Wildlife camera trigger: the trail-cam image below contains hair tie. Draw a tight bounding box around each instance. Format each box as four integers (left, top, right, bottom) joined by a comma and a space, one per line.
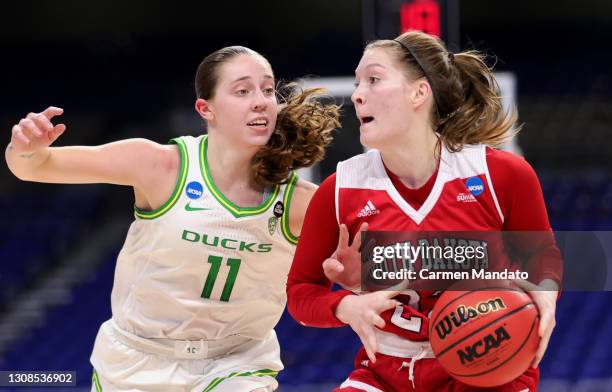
447, 52, 455, 62
393, 38, 441, 114
393, 39, 431, 84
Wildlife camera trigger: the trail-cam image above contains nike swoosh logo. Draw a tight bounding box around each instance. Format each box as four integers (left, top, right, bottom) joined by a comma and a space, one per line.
185, 203, 211, 212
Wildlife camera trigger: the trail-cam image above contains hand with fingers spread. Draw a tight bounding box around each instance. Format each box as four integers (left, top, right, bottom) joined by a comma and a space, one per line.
10, 107, 66, 154
334, 289, 401, 363
323, 222, 372, 292
514, 278, 558, 368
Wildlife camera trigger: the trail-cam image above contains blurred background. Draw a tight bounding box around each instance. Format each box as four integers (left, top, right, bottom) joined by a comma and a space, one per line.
0, 1, 611, 391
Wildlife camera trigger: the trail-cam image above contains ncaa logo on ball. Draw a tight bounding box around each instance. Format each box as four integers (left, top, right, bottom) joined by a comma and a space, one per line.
185, 181, 203, 199
456, 326, 511, 365
465, 177, 485, 197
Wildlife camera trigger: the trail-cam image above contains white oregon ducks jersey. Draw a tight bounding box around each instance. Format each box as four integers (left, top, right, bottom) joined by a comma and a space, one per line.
111, 135, 299, 341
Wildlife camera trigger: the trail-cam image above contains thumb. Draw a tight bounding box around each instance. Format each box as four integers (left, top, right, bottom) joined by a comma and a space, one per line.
49, 124, 66, 141
324, 258, 344, 272
323, 259, 344, 282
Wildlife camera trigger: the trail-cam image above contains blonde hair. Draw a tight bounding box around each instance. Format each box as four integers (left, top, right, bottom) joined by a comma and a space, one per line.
366, 30, 519, 152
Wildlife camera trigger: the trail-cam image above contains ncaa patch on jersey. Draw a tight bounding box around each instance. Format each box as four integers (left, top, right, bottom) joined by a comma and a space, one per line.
465, 177, 485, 197
185, 181, 204, 199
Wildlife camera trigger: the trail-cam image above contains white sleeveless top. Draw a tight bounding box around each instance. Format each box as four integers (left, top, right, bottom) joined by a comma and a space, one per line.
111, 135, 298, 341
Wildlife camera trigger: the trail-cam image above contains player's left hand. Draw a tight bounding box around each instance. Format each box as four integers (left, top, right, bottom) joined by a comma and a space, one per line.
514, 278, 558, 368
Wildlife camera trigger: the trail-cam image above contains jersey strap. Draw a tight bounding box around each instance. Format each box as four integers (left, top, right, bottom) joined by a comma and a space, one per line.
280, 171, 299, 245
134, 137, 189, 220
199, 136, 280, 218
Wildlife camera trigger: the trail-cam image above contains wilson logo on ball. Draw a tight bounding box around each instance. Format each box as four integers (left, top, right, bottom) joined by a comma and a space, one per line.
434, 298, 506, 340
457, 326, 511, 365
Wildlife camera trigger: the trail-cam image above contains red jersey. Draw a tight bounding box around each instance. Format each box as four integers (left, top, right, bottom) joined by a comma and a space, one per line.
286, 145, 561, 341
337, 144, 515, 341
336, 144, 503, 231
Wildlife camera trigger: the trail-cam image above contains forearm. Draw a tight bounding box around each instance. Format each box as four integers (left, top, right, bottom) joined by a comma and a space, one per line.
286, 174, 349, 326
5, 143, 51, 181
517, 235, 563, 289
287, 282, 352, 328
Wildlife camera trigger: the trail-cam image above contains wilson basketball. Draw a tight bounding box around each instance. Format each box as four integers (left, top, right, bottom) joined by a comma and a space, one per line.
429, 282, 540, 387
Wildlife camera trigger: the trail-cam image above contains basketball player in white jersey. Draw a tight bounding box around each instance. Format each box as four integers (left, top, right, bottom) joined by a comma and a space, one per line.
6, 46, 340, 392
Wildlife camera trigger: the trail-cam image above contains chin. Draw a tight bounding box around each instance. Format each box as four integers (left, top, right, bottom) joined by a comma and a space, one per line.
247, 131, 273, 147
360, 131, 380, 150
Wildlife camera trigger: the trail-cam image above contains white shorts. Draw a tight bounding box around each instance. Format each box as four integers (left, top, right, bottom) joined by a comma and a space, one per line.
90, 319, 283, 392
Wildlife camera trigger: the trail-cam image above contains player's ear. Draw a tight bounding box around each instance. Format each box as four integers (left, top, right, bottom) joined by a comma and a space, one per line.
195, 98, 214, 122
409, 80, 431, 109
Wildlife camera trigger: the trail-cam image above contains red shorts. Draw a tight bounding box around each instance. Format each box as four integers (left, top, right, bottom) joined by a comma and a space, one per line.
334, 347, 539, 392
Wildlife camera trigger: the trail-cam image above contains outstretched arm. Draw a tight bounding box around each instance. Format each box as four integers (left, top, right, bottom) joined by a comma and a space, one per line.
6, 107, 172, 193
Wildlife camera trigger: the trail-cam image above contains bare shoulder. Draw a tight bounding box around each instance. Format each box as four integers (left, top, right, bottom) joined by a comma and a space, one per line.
133, 140, 181, 211
151, 141, 180, 175
103, 137, 179, 178
293, 178, 318, 199
288, 178, 318, 237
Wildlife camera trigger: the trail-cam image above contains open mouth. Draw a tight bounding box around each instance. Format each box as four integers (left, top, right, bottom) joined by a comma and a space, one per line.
361, 116, 374, 125
247, 119, 268, 127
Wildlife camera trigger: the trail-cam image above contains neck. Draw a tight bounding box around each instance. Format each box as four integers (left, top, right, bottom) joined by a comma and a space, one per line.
205, 131, 262, 193
379, 128, 439, 189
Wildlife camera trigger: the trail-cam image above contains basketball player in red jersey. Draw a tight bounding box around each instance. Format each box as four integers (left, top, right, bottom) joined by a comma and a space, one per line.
286, 30, 561, 391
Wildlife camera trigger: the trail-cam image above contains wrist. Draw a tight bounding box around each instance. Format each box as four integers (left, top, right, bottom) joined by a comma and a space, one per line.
334, 294, 356, 324
7, 142, 38, 158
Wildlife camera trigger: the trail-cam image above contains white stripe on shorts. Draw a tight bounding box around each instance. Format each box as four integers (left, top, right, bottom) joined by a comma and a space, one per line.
339, 379, 384, 392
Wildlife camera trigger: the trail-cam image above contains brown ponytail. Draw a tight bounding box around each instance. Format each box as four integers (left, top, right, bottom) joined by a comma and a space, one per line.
252, 83, 341, 187
367, 31, 518, 152
441, 51, 518, 150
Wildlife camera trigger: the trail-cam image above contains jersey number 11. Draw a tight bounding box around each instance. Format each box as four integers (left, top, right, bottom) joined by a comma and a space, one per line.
201, 255, 241, 302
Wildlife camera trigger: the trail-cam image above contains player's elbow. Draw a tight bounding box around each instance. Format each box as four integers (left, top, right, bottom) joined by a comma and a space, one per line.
5, 155, 28, 181
6, 159, 36, 182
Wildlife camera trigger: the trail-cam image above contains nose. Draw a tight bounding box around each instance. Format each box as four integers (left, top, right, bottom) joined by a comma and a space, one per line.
252, 89, 268, 112
351, 85, 364, 106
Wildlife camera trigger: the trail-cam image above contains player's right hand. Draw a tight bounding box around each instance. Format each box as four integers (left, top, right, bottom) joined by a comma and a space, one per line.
10, 107, 66, 154
323, 223, 373, 292
334, 290, 402, 363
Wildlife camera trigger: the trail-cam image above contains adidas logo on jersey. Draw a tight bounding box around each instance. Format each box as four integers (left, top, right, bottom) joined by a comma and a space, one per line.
457, 193, 477, 203
357, 200, 380, 217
